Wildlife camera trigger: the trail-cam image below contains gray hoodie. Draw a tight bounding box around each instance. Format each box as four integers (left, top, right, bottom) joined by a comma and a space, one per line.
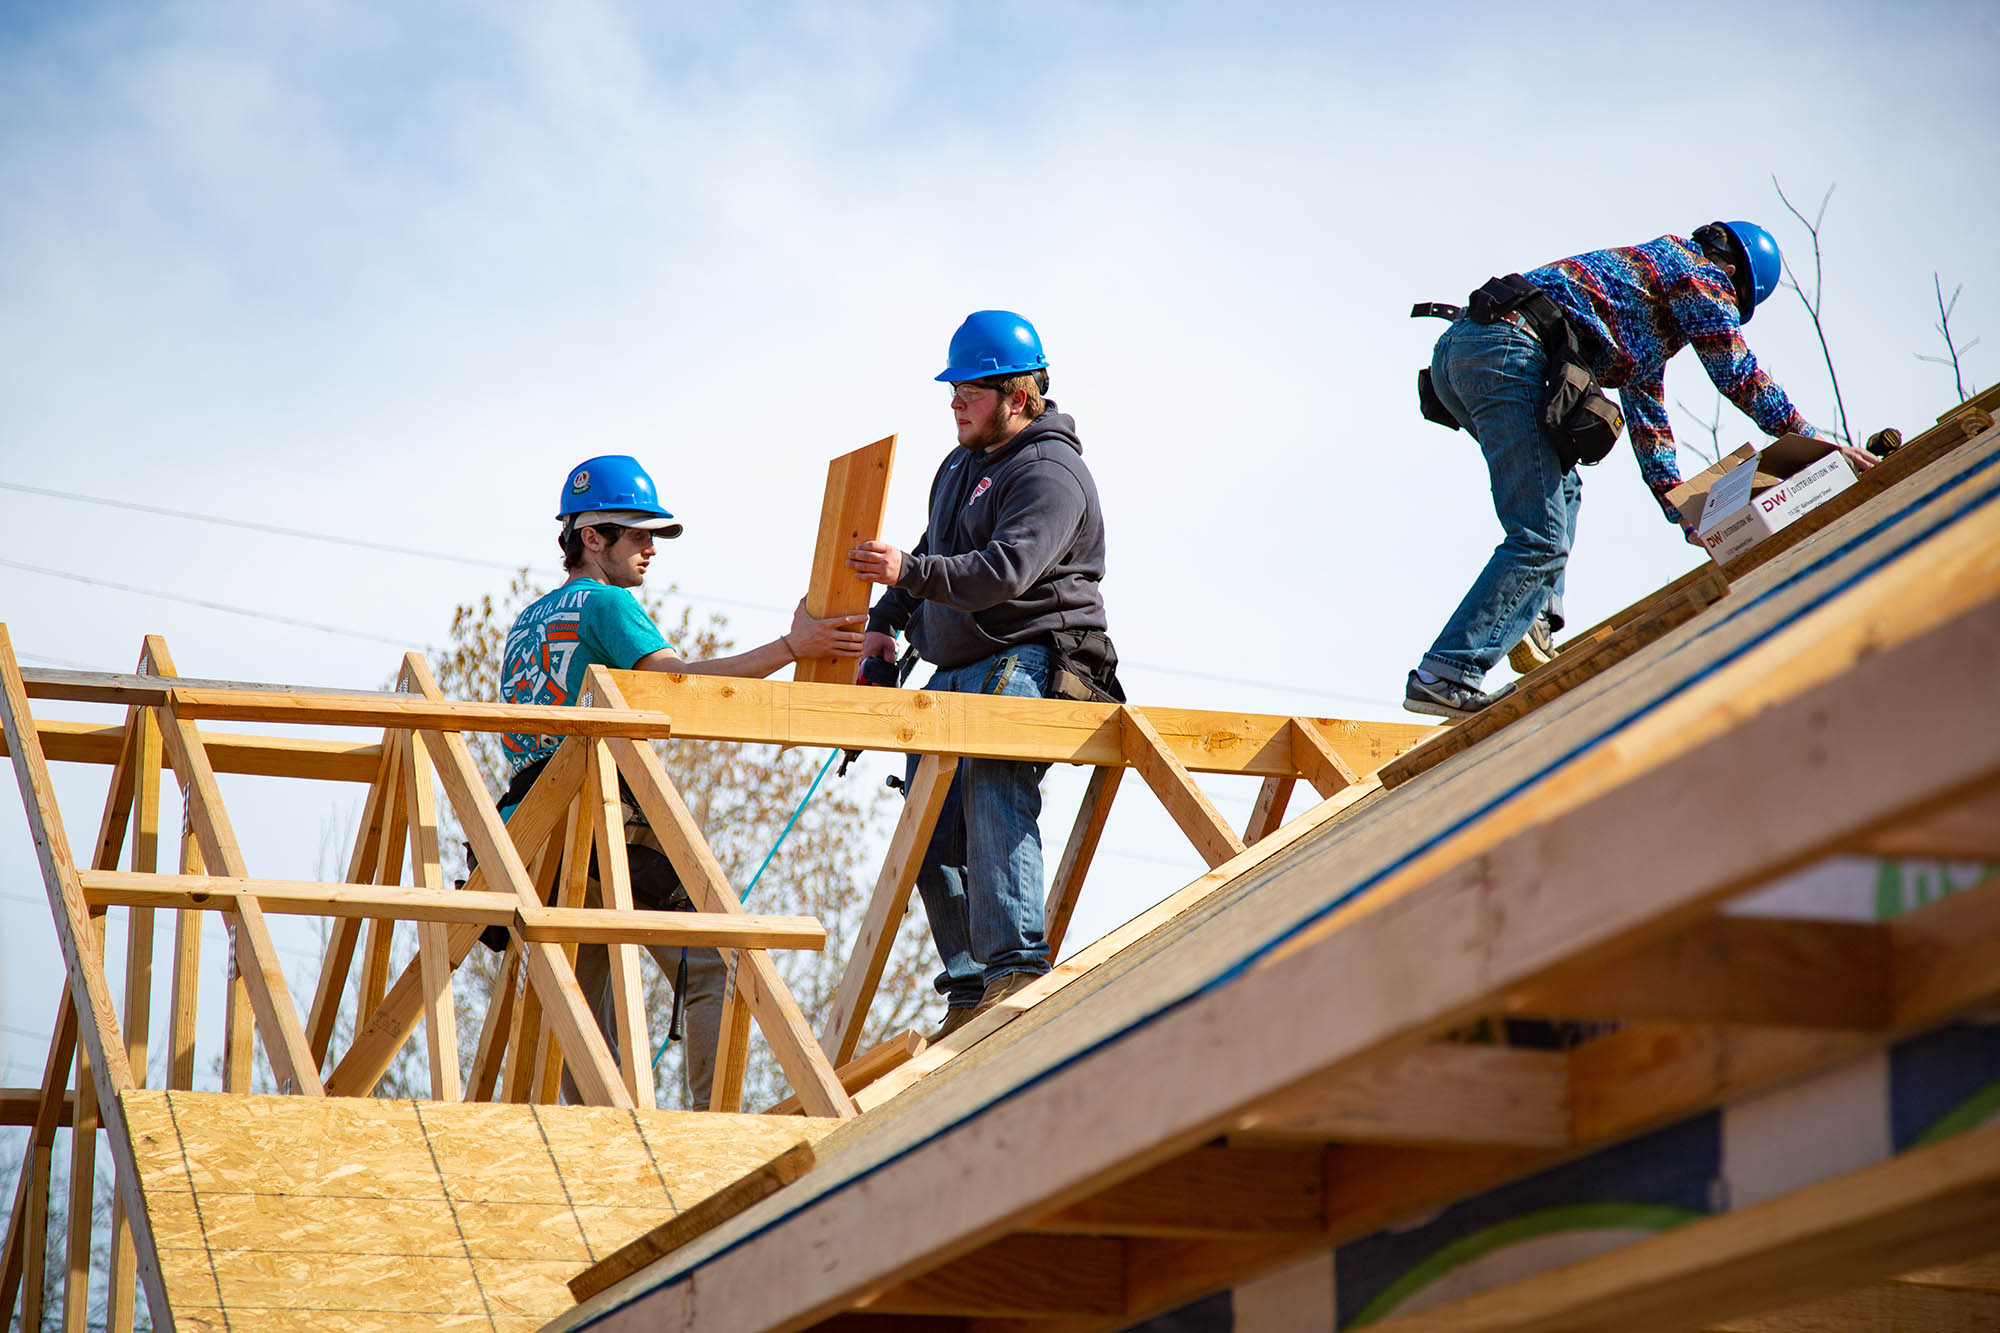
866, 403, 1108, 671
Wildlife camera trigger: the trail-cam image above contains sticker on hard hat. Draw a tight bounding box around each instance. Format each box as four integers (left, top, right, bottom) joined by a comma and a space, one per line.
571, 471, 591, 493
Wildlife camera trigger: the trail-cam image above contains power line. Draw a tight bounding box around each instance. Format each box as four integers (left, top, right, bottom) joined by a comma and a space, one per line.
1, 480, 516, 570
2, 483, 1403, 709
1, 558, 426, 648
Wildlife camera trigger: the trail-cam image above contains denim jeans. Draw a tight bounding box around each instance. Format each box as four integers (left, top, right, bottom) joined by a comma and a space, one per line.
906, 643, 1053, 1009
1421, 317, 1583, 686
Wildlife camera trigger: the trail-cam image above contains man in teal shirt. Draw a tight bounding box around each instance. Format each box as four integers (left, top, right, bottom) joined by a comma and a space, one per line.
499, 454, 863, 1106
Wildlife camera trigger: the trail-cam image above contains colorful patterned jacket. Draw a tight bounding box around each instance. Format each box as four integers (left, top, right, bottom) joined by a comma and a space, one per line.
1527, 234, 1817, 524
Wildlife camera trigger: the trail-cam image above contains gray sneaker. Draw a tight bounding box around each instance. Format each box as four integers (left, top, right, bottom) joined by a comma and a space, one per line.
1404, 670, 1516, 721
1508, 613, 1556, 674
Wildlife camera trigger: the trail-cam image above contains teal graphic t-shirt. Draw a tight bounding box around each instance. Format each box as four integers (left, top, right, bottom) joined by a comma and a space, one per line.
500, 579, 667, 774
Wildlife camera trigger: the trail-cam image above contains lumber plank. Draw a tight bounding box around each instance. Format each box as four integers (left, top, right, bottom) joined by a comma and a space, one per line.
608, 669, 1434, 778
22, 666, 388, 704
1379, 563, 1730, 789
14, 717, 384, 782
1045, 765, 1121, 961
80, 870, 523, 923
797, 434, 895, 686
1031, 1145, 1324, 1237
165, 685, 676, 738
516, 907, 827, 948
0, 1087, 75, 1128
466, 938, 522, 1102
397, 725, 462, 1102
166, 825, 202, 1090
859, 1235, 1124, 1317
585, 738, 653, 1107
1290, 718, 1359, 799
820, 753, 957, 1065
398, 655, 631, 1108
1242, 775, 1295, 844
356, 730, 410, 1022
63, 1037, 98, 1333
1364, 1117, 2000, 1333
1855, 776, 2000, 860
1513, 914, 1892, 1028
767, 1030, 927, 1116
156, 694, 326, 1095
604, 492, 2000, 1330
106, 671, 159, 1332
568, 1141, 819, 1302
708, 963, 754, 1113
590, 666, 855, 1118
0, 1001, 77, 1323
1706, 1282, 2000, 1331
305, 737, 397, 1062
853, 779, 1383, 1114
1232, 1044, 1572, 1149
1121, 706, 1246, 869
322, 736, 588, 1098
0, 626, 174, 1328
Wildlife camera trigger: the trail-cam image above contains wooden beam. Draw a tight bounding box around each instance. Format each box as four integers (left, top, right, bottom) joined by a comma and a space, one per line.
15, 717, 382, 782
1032, 1145, 1324, 1238
569, 1141, 820, 1302
1365, 1117, 2000, 1333
155, 695, 325, 1095
80, 870, 523, 923
1243, 776, 1295, 844
399, 655, 631, 1107
397, 725, 462, 1103
305, 736, 398, 1062
605, 495, 2000, 1330
516, 906, 827, 949
0, 1002, 77, 1323
584, 738, 652, 1107
466, 938, 523, 1102
0, 1087, 75, 1128
1045, 765, 1121, 960
860, 1235, 1125, 1317
768, 1030, 927, 1116
796, 434, 895, 685
1513, 914, 1892, 1028
64, 1036, 99, 1333
1121, 706, 1245, 869
708, 963, 754, 1113
1290, 718, 1359, 799
590, 666, 856, 1118
1380, 562, 1730, 789
0, 626, 174, 1328
609, 669, 1435, 778
820, 753, 957, 1065
1233, 1044, 1572, 1149
1706, 1280, 2000, 1331
22, 666, 389, 704
166, 824, 202, 1090
322, 736, 587, 1098
165, 685, 676, 738
1855, 776, 2000, 860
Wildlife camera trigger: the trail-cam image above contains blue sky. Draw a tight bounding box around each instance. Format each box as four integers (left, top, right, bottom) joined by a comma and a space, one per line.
3, 0, 1996, 1093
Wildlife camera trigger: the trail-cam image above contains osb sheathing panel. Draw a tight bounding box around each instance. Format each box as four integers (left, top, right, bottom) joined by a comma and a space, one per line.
122, 1090, 836, 1330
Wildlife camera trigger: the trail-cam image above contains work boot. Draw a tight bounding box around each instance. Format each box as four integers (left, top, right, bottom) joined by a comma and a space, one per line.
1403, 671, 1517, 721
927, 1005, 979, 1043
975, 970, 1042, 1014
1507, 612, 1556, 674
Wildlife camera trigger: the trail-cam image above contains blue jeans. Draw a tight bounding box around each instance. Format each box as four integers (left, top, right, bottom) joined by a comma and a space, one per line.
1421, 317, 1583, 686
905, 643, 1053, 1009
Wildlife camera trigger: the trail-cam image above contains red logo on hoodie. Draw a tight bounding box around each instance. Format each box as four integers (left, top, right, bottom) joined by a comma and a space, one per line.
967, 477, 991, 505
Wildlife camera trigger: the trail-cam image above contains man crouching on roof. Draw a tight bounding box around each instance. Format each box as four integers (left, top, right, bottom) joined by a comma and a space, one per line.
496, 454, 864, 1107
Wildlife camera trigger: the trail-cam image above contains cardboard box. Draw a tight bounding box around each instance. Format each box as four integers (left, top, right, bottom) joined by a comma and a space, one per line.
1666, 433, 1857, 567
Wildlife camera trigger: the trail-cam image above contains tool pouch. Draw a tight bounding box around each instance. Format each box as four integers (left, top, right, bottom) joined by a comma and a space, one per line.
1418, 367, 1462, 431
1543, 360, 1624, 472
1046, 628, 1126, 703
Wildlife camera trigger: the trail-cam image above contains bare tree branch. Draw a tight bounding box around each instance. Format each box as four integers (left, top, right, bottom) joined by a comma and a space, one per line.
1674, 391, 1725, 466
1914, 271, 1980, 401
1772, 175, 1854, 446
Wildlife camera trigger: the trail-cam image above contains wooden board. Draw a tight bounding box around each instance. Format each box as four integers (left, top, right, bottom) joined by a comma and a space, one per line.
797, 435, 895, 686
11, 718, 381, 782
120, 1091, 837, 1332
610, 670, 1435, 779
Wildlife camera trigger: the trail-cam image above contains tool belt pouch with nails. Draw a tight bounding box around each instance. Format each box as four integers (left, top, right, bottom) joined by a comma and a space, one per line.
1046, 628, 1126, 704
1466, 273, 1624, 473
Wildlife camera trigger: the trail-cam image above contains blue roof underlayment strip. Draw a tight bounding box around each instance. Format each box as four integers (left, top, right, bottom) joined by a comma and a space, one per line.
584, 437, 2000, 1326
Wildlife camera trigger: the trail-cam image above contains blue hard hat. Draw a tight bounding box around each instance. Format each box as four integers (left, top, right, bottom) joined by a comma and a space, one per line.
936, 310, 1047, 382
1719, 221, 1783, 320
556, 455, 681, 537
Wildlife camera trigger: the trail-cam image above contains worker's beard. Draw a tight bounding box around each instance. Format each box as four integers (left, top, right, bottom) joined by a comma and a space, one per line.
963, 410, 1021, 453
